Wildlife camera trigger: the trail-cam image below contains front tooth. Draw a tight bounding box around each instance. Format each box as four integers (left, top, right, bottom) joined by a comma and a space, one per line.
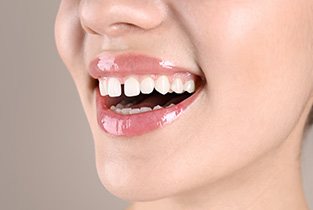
99, 79, 108, 96
108, 78, 122, 97
155, 75, 170, 95
140, 76, 155, 94
171, 78, 184, 94
184, 80, 195, 93
124, 77, 140, 97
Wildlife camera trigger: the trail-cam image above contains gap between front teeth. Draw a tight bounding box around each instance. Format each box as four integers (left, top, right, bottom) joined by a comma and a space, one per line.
99, 74, 196, 97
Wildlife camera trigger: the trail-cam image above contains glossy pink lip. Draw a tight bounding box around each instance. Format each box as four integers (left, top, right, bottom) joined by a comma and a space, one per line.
96, 88, 202, 137
90, 53, 204, 137
89, 53, 198, 78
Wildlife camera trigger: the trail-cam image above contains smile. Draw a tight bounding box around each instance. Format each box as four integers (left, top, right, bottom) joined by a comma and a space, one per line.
89, 53, 205, 137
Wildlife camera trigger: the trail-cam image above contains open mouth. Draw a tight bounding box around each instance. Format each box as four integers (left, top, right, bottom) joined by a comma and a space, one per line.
90, 53, 204, 137
98, 73, 201, 115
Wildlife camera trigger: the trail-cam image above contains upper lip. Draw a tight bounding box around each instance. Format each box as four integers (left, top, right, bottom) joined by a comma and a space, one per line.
88, 52, 202, 79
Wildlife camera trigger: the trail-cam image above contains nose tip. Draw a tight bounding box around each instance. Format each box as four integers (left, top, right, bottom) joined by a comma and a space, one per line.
79, 0, 166, 37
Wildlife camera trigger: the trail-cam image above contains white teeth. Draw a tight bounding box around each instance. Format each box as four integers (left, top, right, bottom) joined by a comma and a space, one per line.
153, 105, 163, 110
110, 106, 155, 115
129, 108, 141, 115
110, 105, 164, 115
124, 77, 140, 97
140, 76, 155, 94
121, 108, 132, 115
99, 79, 108, 96
108, 78, 122, 97
184, 80, 195, 93
140, 107, 152, 113
171, 78, 184, 94
100, 75, 197, 98
155, 75, 170, 95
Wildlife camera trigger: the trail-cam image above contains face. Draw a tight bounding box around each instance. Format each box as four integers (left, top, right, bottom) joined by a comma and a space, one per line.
55, 0, 313, 201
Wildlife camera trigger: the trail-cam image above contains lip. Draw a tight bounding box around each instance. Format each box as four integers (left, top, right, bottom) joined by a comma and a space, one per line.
89, 52, 201, 78
96, 87, 203, 137
90, 53, 204, 137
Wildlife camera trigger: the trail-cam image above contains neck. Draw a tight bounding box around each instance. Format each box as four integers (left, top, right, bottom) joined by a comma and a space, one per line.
127, 107, 311, 210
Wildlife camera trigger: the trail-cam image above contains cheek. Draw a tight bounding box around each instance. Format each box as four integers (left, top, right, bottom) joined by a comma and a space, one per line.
55, 1, 85, 79
190, 0, 313, 138
55, 1, 96, 118
166, 0, 313, 189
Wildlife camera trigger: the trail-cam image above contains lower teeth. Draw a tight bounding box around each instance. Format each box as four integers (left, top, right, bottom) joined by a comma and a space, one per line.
110, 104, 174, 115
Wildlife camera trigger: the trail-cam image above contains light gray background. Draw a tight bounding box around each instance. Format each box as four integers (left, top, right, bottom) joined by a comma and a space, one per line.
0, 1, 311, 210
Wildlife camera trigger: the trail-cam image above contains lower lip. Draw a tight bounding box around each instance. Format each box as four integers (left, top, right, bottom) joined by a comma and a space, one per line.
95, 87, 202, 137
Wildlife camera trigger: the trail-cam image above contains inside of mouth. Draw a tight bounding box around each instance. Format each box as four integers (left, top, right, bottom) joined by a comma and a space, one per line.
108, 86, 193, 109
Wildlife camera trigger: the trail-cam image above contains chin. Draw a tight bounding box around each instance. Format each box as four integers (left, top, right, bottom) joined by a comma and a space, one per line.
95, 159, 182, 201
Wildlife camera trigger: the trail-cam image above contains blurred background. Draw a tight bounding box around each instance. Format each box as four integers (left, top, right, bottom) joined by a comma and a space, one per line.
0, 1, 311, 210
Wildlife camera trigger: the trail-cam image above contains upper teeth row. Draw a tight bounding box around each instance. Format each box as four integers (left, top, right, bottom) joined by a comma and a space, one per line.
99, 75, 196, 97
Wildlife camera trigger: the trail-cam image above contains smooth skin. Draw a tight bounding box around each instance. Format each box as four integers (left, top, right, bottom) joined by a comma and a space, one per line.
55, 0, 313, 209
